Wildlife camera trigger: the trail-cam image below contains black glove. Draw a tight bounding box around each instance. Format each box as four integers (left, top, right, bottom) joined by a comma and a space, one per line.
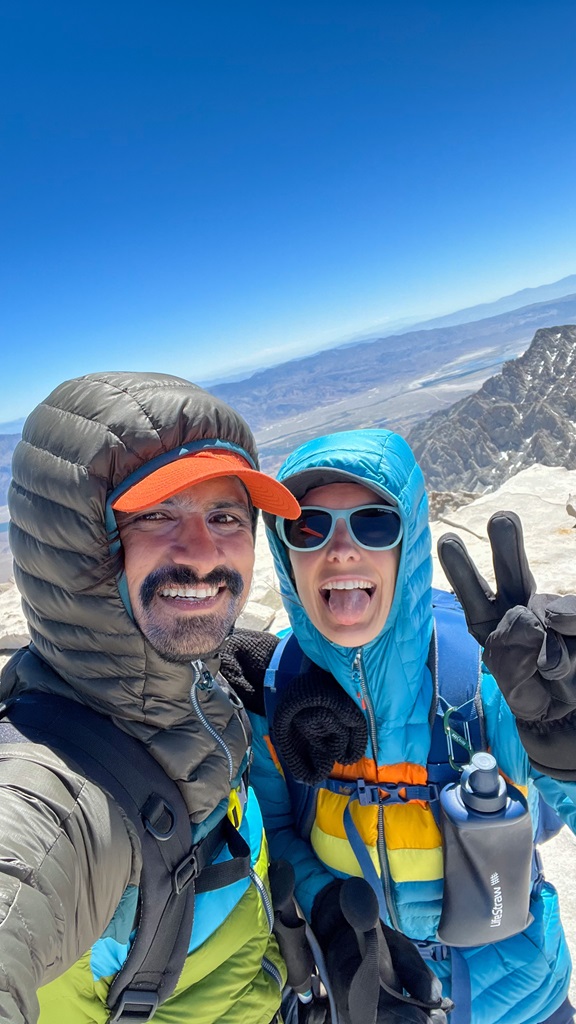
311, 878, 452, 1024
438, 511, 576, 780
273, 667, 368, 785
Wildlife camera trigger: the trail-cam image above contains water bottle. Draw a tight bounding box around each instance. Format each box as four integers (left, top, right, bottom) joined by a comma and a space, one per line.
437, 752, 534, 946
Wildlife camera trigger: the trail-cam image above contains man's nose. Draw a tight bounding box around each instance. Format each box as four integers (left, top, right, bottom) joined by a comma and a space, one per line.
170, 516, 222, 572
325, 518, 361, 561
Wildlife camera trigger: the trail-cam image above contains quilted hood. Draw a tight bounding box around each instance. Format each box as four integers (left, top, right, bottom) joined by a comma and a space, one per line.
3, 371, 262, 820
266, 429, 435, 766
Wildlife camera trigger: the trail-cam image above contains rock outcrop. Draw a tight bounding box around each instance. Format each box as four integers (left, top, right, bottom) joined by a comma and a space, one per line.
409, 325, 576, 492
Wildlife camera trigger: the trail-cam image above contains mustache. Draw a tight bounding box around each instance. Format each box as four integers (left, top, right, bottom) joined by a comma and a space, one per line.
140, 566, 245, 609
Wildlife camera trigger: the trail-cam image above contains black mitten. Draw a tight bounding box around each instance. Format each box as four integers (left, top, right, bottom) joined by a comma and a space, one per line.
438, 511, 576, 780
311, 878, 452, 1024
273, 668, 368, 785
219, 628, 280, 715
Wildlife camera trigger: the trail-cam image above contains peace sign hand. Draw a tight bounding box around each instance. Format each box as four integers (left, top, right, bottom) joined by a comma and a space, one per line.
437, 511, 535, 645
438, 511, 576, 781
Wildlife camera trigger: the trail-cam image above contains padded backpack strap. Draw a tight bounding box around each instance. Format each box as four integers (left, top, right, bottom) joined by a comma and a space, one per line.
427, 589, 485, 788
263, 630, 304, 726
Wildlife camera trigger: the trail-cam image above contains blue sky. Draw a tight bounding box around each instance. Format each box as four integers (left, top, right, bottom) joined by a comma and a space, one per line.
2, 0, 575, 422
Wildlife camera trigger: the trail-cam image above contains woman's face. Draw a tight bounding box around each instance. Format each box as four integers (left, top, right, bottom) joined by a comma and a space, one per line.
288, 482, 401, 646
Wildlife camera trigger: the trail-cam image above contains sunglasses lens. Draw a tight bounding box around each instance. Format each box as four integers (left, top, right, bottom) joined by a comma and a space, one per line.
283, 510, 333, 549
350, 507, 402, 548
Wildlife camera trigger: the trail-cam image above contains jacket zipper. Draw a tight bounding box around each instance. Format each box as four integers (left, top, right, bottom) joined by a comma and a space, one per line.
352, 652, 400, 930
251, 849, 284, 988
190, 663, 279, 969
250, 867, 274, 933
189, 661, 234, 783
261, 955, 283, 989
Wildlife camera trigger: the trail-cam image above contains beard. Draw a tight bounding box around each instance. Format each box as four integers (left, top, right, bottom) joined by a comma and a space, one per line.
135, 565, 246, 662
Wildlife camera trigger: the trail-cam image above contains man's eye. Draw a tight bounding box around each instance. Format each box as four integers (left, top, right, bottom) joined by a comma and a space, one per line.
210, 512, 248, 527
133, 510, 167, 523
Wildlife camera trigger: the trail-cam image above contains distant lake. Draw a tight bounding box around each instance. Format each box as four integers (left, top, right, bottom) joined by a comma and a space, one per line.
0, 522, 9, 534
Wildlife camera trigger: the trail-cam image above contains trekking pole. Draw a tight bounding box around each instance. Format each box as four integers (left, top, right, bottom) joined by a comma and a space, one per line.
268, 859, 316, 1005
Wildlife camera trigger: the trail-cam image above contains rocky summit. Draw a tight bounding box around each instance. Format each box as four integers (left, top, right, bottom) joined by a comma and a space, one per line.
408, 324, 576, 493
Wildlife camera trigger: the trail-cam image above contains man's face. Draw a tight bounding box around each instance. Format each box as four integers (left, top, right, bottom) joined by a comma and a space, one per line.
289, 482, 400, 647
117, 476, 255, 661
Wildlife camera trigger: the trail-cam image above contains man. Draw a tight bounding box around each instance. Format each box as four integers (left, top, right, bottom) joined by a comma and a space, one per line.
0, 370, 300, 1024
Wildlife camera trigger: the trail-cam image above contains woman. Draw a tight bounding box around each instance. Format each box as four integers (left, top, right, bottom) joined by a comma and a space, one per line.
222, 428, 576, 1024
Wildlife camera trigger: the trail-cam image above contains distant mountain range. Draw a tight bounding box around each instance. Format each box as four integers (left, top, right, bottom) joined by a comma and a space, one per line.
0, 418, 26, 434
408, 324, 576, 493
201, 274, 576, 382
400, 274, 576, 333
1, 278, 576, 509
211, 291, 576, 473
0, 436, 20, 510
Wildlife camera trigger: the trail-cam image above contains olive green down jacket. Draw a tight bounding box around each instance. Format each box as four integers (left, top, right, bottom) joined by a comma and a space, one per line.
0, 371, 284, 1024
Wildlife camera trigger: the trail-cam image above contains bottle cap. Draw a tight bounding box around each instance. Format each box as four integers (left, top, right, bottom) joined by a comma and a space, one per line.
461, 752, 507, 812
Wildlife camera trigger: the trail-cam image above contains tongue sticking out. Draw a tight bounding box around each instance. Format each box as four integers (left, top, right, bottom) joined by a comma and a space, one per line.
327, 587, 371, 625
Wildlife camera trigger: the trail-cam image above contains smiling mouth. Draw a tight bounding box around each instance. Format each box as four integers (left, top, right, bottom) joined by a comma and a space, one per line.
159, 584, 224, 601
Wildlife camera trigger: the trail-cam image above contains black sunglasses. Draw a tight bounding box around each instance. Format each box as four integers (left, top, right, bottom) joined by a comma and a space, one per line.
277, 504, 403, 552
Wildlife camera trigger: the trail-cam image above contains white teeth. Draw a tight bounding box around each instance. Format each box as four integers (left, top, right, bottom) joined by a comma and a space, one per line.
321, 580, 372, 591
160, 585, 220, 599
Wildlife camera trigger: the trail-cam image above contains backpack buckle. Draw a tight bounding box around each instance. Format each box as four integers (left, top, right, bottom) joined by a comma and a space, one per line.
356, 779, 381, 805
172, 847, 200, 894
109, 989, 159, 1022
414, 940, 450, 963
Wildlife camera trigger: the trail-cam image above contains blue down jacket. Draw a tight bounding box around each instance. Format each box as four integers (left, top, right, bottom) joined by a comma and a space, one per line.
248, 429, 576, 1024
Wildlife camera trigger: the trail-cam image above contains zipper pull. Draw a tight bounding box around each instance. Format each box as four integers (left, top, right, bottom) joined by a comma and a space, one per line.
191, 659, 214, 691
352, 653, 367, 710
